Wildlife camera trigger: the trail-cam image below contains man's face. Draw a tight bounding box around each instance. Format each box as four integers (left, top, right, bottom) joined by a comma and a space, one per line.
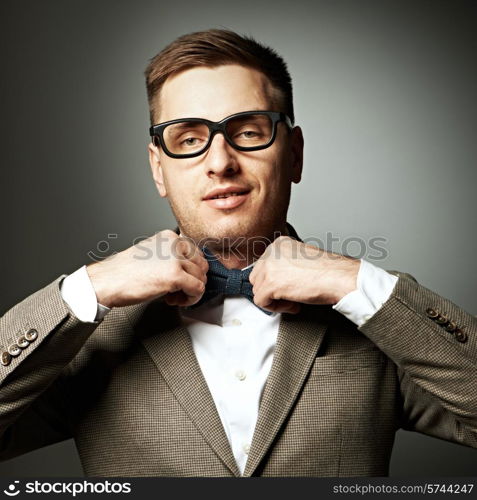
148, 64, 303, 248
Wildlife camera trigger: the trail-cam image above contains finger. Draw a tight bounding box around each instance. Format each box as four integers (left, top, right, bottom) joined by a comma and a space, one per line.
164, 290, 201, 307
248, 265, 258, 285
253, 284, 300, 314
258, 299, 300, 314
253, 286, 273, 310
267, 299, 301, 314
177, 269, 206, 298
252, 275, 278, 306
163, 291, 182, 306
181, 258, 208, 283
249, 263, 265, 288
176, 239, 209, 274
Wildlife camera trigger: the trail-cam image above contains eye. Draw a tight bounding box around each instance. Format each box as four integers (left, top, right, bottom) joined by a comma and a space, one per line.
235, 129, 262, 139
165, 122, 209, 152
241, 130, 259, 138
182, 137, 200, 146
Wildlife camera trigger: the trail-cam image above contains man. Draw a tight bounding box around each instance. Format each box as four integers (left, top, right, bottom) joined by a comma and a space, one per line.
0, 29, 476, 477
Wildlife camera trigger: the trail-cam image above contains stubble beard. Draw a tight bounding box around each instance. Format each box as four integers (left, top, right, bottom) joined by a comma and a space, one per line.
167, 192, 291, 263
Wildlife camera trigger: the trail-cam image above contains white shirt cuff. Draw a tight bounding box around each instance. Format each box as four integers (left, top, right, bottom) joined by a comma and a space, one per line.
60, 265, 111, 322
332, 259, 398, 327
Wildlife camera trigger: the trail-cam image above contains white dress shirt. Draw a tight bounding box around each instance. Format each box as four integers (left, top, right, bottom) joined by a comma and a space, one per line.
60, 258, 397, 474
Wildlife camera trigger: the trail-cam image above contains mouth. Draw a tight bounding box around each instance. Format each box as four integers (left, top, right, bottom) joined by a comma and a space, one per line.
203, 190, 251, 210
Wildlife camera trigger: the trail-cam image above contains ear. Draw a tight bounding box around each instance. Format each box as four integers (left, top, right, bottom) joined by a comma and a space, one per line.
148, 142, 168, 197
290, 126, 304, 184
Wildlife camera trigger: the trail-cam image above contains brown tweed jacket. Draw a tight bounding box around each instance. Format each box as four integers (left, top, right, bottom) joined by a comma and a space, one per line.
0, 269, 476, 476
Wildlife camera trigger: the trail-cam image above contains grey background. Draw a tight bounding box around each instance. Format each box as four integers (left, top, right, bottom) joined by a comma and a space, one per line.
1, 0, 476, 477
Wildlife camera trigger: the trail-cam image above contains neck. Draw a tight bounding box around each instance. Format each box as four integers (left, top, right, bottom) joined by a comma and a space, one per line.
208, 221, 290, 270
178, 222, 290, 270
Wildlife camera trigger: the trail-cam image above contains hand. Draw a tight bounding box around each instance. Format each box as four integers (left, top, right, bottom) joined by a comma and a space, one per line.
248, 236, 360, 314
86, 230, 208, 308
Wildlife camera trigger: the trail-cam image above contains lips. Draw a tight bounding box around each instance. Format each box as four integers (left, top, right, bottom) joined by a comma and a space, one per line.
208, 191, 246, 199
202, 185, 251, 210
203, 185, 251, 201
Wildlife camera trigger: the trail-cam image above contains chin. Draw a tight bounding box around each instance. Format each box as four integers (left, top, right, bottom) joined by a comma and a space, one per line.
178, 206, 276, 241
192, 220, 252, 244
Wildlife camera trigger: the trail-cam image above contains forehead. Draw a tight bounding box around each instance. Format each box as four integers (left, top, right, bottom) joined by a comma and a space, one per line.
156, 65, 278, 123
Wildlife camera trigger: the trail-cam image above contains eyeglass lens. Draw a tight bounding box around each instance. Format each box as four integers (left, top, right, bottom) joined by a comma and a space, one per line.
163, 113, 274, 156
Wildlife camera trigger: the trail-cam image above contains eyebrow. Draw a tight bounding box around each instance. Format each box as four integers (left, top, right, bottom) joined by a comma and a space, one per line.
167, 121, 204, 129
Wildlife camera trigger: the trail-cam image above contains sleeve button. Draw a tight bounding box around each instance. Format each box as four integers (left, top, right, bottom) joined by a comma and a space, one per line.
25, 329, 38, 342
426, 308, 439, 319
454, 329, 468, 343
1, 351, 12, 366
8, 344, 21, 357
435, 314, 448, 325
445, 321, 457, 333
17, 336, 30, 348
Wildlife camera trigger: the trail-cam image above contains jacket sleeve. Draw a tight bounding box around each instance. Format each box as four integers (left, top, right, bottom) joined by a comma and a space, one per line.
0, 275, 102, 460
358, 271, 477, 448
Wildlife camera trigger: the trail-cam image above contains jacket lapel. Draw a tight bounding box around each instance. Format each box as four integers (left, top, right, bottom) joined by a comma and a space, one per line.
125, 298, 330, 478
125, 299, 241, 477
243, 304, 330, 477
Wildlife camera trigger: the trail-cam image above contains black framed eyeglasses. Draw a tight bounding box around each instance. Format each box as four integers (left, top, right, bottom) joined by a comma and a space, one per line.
149, 110, 292, 159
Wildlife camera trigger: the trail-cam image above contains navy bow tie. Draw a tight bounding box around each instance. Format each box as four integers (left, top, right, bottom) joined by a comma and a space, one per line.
181, 223, 302, 315
185, 246, 273, 315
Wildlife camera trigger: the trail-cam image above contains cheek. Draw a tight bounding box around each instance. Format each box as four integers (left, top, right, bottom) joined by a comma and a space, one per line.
168, 181, 197, 203
169, 176, 203, 215
259, 154, 291, 191
252, 167, 286, 207
254, 142, 288, 177
161, 164, 199, 202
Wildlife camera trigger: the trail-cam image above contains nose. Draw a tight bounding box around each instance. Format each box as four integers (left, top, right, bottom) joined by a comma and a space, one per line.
203, 131, 239, 177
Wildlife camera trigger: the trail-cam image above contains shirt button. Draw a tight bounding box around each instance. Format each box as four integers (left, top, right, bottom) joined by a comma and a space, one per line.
235, 370, 247, 381
243, 443, 251, 454
231, 318, 242, 326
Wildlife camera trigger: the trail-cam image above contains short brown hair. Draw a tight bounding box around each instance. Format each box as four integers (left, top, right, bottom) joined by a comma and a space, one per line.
144, 29, 294, 125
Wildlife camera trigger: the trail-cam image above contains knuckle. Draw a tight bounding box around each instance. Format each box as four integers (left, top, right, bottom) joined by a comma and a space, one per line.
263, 268, 272, 282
